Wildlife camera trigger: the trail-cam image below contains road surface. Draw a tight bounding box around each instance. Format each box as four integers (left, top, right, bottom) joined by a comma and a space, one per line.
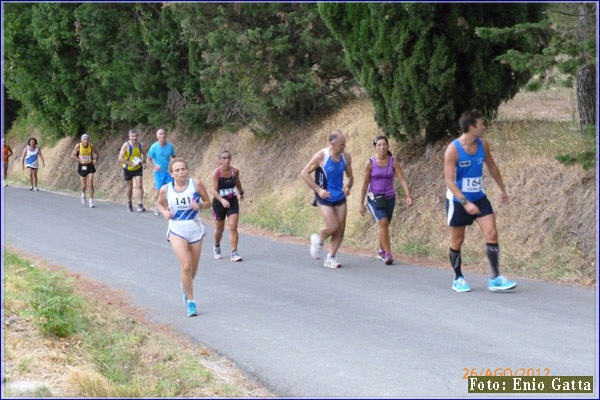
2, 186, 598, 397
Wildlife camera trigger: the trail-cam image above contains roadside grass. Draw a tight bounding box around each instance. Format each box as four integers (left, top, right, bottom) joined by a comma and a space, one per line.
243, 189, 316, 237
2, 250, 273, 397
398, 241, 434, 258
483, 119, 595, 284
6, 173, 32, 188
490, 119, 595, 164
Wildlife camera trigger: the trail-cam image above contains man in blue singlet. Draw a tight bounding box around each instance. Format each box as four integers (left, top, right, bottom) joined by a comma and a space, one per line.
444, 109, 517, 293
301, 130, 354, 268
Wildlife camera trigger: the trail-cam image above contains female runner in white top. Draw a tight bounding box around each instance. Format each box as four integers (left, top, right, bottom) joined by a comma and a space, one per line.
156, 158, 211, 317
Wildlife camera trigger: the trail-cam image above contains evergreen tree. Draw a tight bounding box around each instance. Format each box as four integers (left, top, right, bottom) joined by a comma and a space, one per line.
5, 3, 173, 137
477, 3, 596, 132
168, 3, 352, 133
4, 3, 351, 138
4, 3, 85, 137
318, 3, 546, 142
74, 3, 168, 129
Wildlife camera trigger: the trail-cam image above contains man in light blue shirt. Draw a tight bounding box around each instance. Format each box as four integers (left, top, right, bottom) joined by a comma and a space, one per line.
147, 128, 176, 215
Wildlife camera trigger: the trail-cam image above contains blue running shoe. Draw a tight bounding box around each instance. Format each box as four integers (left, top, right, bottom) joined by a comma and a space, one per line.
452, 277, 471, 293
488, 275, 517, 291
187, 300, 198, 317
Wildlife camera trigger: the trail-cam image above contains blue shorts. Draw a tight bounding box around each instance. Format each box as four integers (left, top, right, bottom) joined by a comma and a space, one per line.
367, 196, 396, 222
445, 195, 494, 227
154, 170, 173, 190
315, 196, 347, 207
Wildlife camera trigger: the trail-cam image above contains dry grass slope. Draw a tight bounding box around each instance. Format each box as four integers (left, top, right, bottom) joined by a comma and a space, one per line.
5, 87, 596, 285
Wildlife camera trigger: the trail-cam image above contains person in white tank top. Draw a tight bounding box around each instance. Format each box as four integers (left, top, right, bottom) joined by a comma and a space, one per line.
156, 158, 211, 317
20, 137, 45, 191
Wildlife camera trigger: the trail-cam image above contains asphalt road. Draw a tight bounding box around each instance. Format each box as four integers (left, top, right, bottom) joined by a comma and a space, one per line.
2, 186, 598, 397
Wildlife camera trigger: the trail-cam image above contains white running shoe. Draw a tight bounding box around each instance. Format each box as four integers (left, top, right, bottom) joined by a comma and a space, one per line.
213, 246, 223, 259
81, 192, 86, 205
153, 203, 160, 216
323, 254, 341, 269
231, 251, 243, 262
309, 233, 322, 259
89, 199, 95, 208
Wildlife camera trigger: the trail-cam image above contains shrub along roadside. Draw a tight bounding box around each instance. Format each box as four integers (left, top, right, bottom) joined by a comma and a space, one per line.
2, 249, 273, 397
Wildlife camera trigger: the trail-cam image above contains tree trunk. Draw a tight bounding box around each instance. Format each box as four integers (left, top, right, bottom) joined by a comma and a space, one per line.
576, 4, 597, 131
576, 64, 596, 130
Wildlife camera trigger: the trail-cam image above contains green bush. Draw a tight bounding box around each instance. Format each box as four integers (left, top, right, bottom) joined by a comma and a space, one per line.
28, 269, 86, 338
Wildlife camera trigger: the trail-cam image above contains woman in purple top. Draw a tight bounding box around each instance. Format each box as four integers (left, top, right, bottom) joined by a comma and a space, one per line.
359, 136, 412, 265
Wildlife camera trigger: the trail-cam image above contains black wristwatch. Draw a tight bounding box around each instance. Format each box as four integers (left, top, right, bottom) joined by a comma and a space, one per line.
459, 197, 468, 205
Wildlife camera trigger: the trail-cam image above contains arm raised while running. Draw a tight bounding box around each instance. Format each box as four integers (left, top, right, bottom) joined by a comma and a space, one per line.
234, 168, 244, 200
70, 144, 81, 163
156, 184, 172, 219
117, 142, 131, 167
342, 152, 354, 196
194, 178, 212, 210
300, 150, 330, 199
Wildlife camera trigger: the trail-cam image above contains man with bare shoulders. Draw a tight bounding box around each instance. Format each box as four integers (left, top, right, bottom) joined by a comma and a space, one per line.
301, 130, 354, 268
118, 128, 147, 212
444, 109, 517, 292
71, 133, 99, 208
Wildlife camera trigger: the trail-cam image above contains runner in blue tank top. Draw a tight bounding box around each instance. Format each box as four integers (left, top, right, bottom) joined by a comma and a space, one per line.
444, 109, 517, 293
301, 130, 354, 269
